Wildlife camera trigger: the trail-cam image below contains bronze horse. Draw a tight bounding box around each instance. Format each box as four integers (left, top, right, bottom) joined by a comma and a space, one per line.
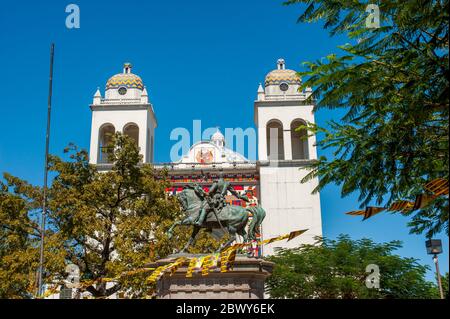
166, 188, 265, 253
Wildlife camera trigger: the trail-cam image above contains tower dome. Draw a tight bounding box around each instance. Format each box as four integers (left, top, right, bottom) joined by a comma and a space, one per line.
106, 63, 144, 91
264, 58, 301, 87
211, 128, 225, 147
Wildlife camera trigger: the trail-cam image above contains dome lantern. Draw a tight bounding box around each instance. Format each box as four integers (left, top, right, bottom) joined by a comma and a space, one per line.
123, 62, 132, 74
211, 128, 225, 148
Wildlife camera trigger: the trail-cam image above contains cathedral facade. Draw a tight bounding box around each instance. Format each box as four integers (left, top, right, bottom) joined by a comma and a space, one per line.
88, 59, 322, 255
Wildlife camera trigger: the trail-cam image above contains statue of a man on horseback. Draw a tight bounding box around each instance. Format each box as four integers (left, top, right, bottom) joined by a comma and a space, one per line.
166, 175, 265, 254
192, 174, 249, 227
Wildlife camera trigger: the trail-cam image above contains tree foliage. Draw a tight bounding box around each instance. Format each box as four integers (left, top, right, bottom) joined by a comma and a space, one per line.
439, 272, 449, 299
0, 133, 219, 298
0, 175, 65, 298
266, 235, 439, 299
286, 0, 449, 237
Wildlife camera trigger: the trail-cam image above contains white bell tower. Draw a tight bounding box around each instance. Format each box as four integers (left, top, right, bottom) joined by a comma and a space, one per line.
255, 58, 322, 255
89, 63, 157, 165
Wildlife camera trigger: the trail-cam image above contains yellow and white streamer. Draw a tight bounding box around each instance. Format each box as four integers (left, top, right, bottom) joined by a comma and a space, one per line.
40, 229, 309, 297
345, 178, 448, 221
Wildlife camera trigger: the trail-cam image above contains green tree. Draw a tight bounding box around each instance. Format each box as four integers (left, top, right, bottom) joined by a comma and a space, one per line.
0, 133, 219, 298
266, 235, 439, 299
285, 1, 449, 237
0, 175, 65, 298
439, 272, 449, 299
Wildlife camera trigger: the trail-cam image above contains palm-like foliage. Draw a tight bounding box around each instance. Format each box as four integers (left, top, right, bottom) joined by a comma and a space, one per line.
286, 0, 449, 236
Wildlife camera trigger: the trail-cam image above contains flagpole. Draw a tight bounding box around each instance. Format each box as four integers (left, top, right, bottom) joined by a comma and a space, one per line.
38, 43, 55, 297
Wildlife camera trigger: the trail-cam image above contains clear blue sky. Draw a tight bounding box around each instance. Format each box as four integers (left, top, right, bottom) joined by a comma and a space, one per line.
0, 0, 447, 280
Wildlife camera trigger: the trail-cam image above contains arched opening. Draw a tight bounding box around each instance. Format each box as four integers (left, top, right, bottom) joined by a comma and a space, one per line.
98, 124, 115, 163
291, 119, 308, 159
266, 120, 284, 160
123, 123, 139, 147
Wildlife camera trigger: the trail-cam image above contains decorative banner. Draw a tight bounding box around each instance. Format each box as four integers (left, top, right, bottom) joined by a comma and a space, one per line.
40, 229, 309, 297
208, 253, 221, 272
262, 235, 286, 245
227, 250, 238, 270
346, 210, 365, 216
147, 265, 170, 283
186, 257, 199, 278
387, 200, 414, 213
220, 247, 238, 273
345, 179, 449, 221
201, 255, 213, 276
288, 229, 308, 242
424, 178, 449, 196
166, 257, 186, 276
363, 206, 385, 220
413, 193, 438, 210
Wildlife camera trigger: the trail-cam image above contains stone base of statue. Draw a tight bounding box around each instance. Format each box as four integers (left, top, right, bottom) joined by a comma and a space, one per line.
148, 254, 274, 299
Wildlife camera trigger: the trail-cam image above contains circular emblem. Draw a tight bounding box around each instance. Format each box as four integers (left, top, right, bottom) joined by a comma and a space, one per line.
118, 87, 127, 95
196, 148, 214, 164
279, 82, 289, 91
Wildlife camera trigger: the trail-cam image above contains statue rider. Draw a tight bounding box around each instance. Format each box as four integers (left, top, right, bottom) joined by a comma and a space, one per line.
194, 172, 249, 226
183, 183, 208, 224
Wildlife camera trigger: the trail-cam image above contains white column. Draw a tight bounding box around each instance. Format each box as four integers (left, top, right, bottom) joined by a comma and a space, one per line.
283, 129, 292, 160
89, 115, 99, 164
258, 125, 267, 161
138, 123, 146, 162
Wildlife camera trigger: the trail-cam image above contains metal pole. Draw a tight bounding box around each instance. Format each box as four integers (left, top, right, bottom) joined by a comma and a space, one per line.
433, 255, 445, 299
38, 43, 55, 297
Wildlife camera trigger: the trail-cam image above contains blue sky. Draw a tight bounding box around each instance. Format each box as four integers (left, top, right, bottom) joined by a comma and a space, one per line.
0, 0, 447, 280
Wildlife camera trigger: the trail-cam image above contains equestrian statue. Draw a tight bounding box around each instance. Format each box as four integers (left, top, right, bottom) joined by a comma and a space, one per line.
166, 174, 266, 253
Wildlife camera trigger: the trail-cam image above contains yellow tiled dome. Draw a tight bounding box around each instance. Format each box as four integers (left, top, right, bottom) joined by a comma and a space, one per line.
106, 63, 144, 90
264, 69, 301, 86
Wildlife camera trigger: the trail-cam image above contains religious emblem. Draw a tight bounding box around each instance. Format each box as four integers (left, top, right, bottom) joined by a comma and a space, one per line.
195, 148, 214, 164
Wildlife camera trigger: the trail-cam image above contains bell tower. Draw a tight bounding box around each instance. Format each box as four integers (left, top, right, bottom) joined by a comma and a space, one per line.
255, 58, 322, 255
89, 63, 157, 165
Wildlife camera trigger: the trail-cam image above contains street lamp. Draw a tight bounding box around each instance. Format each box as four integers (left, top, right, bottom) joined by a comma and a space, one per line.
425, 239, 444, 299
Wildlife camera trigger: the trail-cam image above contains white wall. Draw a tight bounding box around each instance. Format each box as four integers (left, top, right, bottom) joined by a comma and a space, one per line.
255, 95, 322, 256
255, 104, 317, 162
259, 165, 322, 255
89, 107, 156, 164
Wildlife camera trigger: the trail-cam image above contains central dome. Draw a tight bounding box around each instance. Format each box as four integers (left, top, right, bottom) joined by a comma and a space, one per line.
106, 63, 144, 90
264, 58, 301, 87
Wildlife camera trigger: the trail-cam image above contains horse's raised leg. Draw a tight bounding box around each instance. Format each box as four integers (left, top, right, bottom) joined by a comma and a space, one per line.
238, 227, 255, 257
166, 220, 181, 239
217, 226, 237, 252
237, 227, 248, 243
179, 225, 200, 254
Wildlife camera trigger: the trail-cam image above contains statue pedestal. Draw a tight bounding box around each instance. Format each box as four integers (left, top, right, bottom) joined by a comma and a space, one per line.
149, 254, 274, 299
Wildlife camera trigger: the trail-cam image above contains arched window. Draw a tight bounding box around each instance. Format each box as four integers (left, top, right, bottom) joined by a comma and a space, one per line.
266, 120, 284, 160
123, 123, 139, 147
98, 124, 115, 163
291, 119, 308, 159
